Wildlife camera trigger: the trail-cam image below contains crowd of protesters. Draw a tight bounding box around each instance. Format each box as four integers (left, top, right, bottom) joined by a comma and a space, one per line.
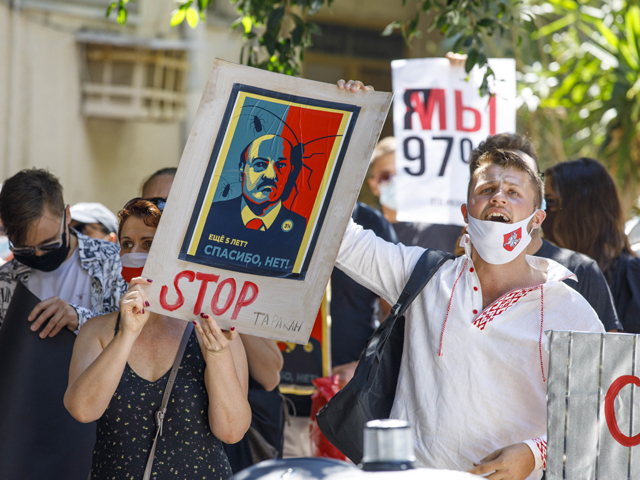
0, 74, 637, 480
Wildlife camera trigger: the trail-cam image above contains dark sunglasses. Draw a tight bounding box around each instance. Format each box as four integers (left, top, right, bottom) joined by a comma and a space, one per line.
124, 197, 167, 212
10, 209, 67, 256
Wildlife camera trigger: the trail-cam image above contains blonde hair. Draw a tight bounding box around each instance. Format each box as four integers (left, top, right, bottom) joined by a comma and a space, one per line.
369, 137, 396, 176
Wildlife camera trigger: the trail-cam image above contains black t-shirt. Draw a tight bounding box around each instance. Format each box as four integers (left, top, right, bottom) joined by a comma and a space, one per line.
330, 202, 398, 366
534, 239, 621, 331
393, 222, 461, 253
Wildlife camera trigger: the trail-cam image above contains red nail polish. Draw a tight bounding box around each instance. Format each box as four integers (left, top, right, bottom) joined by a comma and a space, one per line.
200, 313, 206, 318
203, 314, 209, 319
192, 321, 197, 325
145, 301, 150, 307
141, 309, 145, 314
230, 327, 235, 331
147, 279, 153, 283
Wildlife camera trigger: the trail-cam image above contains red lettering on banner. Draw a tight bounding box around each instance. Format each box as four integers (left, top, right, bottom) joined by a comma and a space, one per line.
489, 95, 497, 135
193, 272, 220, 315
404, 89, 446, 130
159, 270, 196, 312
605, 375, 640, 447
455, 90, 481, 132
232, 281, 259, 320
211, 278, 237, 316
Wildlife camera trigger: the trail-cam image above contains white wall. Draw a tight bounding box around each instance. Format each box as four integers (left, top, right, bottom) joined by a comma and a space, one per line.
0, 0, 243, 214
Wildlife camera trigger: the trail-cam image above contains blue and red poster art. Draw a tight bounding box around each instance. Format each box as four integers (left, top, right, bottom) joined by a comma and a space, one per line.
180, 84, 360, 280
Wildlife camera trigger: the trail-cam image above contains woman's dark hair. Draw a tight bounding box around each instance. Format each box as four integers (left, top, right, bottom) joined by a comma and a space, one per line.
545, 158, 633, 277
117, 198, 164, 240
0, 168, 65, 246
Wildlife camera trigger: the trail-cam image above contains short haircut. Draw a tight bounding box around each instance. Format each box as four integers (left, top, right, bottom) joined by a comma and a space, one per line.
468, 149, 544, 209
117, 198, 163, 240
140, 167, 177, 196
0, 168, 65, 246
73, 222, 111, 236
469, 133, 539, 175
368, 136, 396, 176
239, 135, 300, 202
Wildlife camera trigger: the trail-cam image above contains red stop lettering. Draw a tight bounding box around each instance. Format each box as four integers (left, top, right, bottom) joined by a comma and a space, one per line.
193, 272, 220, 315
232, 281, 259, 320
159, 270, 195, 312
211, 278, 236, 316
605, 375, 640, 447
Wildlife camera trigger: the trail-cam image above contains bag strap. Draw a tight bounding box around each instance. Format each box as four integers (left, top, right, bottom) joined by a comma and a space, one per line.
389, 249, 456, 319
142, 322, 194, 480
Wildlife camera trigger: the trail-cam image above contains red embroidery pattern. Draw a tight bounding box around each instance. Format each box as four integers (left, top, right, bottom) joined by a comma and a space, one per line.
533, 437, 547, 469
438, 258, 468, 357
539, 286, 546, 383
472, 287, 538, 330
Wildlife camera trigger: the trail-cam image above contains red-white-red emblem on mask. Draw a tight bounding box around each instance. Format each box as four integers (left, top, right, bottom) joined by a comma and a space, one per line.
503, 227, 522, 251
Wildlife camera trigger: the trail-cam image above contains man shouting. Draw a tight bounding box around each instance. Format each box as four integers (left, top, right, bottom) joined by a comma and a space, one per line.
335, 146, 604, 479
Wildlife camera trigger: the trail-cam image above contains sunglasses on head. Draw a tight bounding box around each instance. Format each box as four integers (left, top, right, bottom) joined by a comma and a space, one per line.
9, 209, 67, 256
124, 197, 167, 212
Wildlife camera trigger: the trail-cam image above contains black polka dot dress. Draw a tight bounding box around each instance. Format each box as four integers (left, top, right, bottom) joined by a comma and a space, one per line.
90, 318, 232, 479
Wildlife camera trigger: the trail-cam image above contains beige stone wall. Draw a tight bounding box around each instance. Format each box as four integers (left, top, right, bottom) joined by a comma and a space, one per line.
0, 0, 431, 215
0, 0, 243, 215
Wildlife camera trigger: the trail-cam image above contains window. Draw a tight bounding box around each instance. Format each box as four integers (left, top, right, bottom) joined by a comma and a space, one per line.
78, 34, 189, 122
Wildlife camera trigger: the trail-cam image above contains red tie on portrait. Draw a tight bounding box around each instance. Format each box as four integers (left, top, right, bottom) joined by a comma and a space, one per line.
246, 218, 265, 230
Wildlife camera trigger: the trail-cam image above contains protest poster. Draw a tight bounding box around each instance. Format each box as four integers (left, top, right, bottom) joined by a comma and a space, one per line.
391, 58, 516, 226
142, 59, 393, 344
277, 296, 330, 396
547, 331, 640, 479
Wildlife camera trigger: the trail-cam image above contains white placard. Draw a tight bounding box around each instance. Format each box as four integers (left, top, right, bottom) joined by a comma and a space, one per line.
547, 331, 640, 479
391, 58, 516, 226
141, 59, 392, 344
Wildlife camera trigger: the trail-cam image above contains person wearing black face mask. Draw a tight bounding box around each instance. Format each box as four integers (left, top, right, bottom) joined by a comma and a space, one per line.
0, 169, 127, 337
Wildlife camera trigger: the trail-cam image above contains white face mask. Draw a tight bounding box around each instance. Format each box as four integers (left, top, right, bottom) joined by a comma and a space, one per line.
120, 252, 148, 283
466, 209, 539, 265
378, 176, 398, 210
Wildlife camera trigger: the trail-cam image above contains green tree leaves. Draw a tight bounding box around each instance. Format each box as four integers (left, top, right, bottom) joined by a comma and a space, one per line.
384, 0, 526, 95
228, 0, 334, 76
106, 0, 130, 26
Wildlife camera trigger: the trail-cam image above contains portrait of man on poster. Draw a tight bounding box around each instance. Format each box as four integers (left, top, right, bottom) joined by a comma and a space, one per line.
181, 85, 360, 279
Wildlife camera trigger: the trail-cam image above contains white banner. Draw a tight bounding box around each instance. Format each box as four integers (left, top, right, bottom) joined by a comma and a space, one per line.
547, 331, 640, 479
391, 58, 516, 226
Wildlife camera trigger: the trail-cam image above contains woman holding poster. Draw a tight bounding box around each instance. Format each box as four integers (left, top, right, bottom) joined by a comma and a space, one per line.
64, 198, 250, 480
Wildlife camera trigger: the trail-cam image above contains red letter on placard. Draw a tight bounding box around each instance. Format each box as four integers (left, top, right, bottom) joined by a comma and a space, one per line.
605, 375, 640, 447
489, 94, 497, 135
409, 89, 447, 130
193, 272, 220, 315
159, 270, 195, 312
211, 278, 237, 316
232, 281, 259, 320
455, 90, 481, 132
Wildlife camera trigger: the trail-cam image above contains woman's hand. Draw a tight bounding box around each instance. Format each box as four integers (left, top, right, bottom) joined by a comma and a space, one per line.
194, 314, 238, 360
337, 79, 374, 92
118, 277, 152, 337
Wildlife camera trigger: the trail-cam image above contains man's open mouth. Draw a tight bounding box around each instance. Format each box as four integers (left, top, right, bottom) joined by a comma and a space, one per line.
485, 212, 510, 223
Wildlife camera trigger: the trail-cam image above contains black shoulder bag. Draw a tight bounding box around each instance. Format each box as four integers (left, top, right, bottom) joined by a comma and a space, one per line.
316, 248, 454, 464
